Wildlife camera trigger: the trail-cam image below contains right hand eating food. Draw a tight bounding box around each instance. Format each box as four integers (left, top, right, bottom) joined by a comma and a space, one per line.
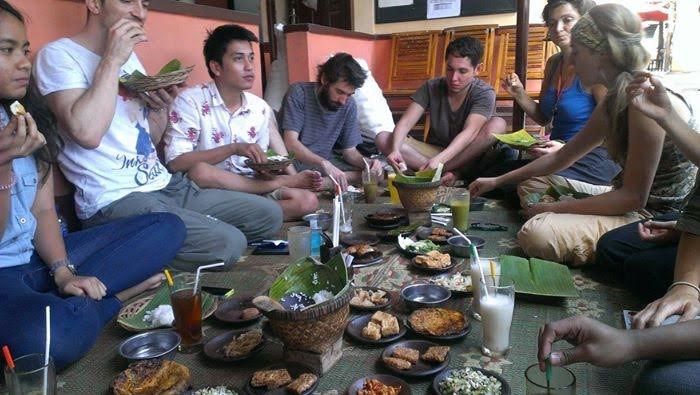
0, 112, 46, 166
233, 143, 267, 164
468, 177, 500, 198
500, 73, 524, 96
104, 18, 148, 66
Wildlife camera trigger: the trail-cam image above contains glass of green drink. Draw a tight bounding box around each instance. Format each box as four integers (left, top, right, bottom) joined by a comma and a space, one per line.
450, 189, 470, 231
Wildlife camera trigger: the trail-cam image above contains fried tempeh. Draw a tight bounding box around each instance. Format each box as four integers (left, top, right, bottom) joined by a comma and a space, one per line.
421, 345, 450, 363
287, 373, 318, 395
383, 356, 412, 370
250, 369, 292, 389
392, 346, 419, 364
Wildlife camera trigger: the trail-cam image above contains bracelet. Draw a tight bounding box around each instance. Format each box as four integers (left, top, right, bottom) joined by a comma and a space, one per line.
0, 171, 16, 191
668, 281, 700, 298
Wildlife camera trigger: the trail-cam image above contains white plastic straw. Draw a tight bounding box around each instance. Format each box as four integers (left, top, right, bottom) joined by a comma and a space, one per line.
332, 196, 340, 247
452, 227, 472, 246
193, 262, 225, 295
362, 157, 371, 176
43, 306, 50, 395
327, 174, 347, 225
453, 228, 489, 299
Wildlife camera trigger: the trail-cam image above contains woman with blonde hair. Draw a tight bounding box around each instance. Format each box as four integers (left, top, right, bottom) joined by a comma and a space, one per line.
469, 3, 696, 266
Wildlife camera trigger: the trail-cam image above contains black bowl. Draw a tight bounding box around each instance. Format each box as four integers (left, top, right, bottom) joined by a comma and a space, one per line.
401, 284, 451, 311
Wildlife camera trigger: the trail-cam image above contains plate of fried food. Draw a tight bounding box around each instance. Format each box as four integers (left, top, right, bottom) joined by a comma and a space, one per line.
381, 340, 450, 377
432, 367, 511, 395
429, 272, 472, 296
346, 311, 406, 344
214, 295, 262, 324
365, 209, 409, 230
347, 374, 412, 395
350, 286, 392, 311
112, 359, 191, 395
345, 244, 383, 268
203, 329, 265, 362
410, 251, 457, 272
415, 226, 454, 244
406, 308, 470, 340
245, 363, 319, 395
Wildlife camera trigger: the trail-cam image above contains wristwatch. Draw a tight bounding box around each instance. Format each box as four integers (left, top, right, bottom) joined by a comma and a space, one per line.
48, 259, 77, 277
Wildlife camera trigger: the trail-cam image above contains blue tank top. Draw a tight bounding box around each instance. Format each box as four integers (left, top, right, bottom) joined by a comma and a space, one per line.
0, 109, 39, 267
540, 76, 593, 141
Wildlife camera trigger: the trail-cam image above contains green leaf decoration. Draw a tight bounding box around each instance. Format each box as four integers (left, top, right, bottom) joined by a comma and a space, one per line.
158, 59, 183, 75
492, 129, 541, 149
500, 255, 579, 298
394, 174, 433, 184
268, 256, 348, 301
265, 149, 279, 157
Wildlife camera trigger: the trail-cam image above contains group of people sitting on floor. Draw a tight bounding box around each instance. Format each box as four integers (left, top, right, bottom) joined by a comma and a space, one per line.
0, 0, 697, 391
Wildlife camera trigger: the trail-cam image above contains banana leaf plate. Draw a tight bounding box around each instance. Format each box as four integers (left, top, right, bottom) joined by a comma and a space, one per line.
500, 255, 579, 298
492, 129, 546, 150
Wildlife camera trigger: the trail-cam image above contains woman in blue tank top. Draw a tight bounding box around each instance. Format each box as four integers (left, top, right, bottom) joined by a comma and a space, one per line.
0, 1, 186, 370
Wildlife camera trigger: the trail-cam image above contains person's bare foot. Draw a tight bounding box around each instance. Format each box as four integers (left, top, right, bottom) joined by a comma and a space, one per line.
440, 171, 457, 187
116, 273, 165, 302
280, 170, 323, 190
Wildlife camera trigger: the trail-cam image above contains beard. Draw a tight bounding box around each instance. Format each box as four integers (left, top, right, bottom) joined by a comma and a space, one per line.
318, 84, 341, 111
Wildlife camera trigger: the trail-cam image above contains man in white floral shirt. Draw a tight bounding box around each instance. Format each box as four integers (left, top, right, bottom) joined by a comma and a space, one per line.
164, 24, 321, 220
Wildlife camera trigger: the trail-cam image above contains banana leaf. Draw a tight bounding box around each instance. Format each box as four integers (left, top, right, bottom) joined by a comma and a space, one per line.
158, 59, 183, 75
268, 255, 348, 301
395, 173, 433, 184
492, 129, 543, 149
265, 149, 295, 160
545, 185, 591, 200
500, 255, 578, 298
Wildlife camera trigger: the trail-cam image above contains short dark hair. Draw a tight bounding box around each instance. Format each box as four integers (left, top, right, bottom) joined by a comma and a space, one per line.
203, 24, 258, 79
445, 36, 484, 66
542, 0, 596, 22
316, 53, 367, 88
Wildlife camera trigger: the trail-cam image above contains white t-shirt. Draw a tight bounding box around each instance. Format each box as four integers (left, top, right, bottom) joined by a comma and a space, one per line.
35, 38, 171, 219
164, 82, 276, 176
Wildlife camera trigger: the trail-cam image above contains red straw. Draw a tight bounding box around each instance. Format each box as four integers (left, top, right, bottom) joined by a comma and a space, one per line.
3, 345, 15, 369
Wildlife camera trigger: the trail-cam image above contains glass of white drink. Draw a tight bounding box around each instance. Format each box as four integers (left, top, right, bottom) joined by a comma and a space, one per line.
479, 276, 515, 357
470, 257, 501, 321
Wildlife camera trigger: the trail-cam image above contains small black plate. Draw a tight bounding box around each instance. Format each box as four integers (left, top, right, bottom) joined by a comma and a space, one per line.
405, 309, 471, 341
214, 296, 263, 324
348, 374, 412, 395
350, 286, 393, 311
381, 340, 450, 377
346, 314, 406, 344
244, 363, 319, 395
350, 250, 384, 268
415, 226, 454, 244
432, 367, 511, 395
203, 329, 265, 362
410, 255, 460, 273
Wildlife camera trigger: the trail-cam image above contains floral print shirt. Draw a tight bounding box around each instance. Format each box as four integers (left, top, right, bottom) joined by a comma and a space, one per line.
164, 81, 277, 176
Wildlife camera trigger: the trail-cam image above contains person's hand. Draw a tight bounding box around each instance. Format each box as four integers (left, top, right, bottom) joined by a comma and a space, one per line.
0, 113, 46, 166
386, 150, 406, 172
419, 156, 443, 172
637, 220, 680, 244
500, 72, 524, 97
103, 18, 147, 66
54, 270, 108, 301
321, 160, 347, 191
140, 85, 179, 114
632, 285, 700, 329
538, 316, 634, 370
527, 140, 564, 158
468, 177, 500, 198
520, 202, 550, 219
627, 72, 672, 123
369, 158, 383, 173
232, 143, 267, 163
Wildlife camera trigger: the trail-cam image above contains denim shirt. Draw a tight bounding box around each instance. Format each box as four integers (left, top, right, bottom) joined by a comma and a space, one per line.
0, 108, 38, 267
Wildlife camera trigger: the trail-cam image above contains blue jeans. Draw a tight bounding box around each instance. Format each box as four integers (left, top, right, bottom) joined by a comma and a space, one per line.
0, 213, 185, 371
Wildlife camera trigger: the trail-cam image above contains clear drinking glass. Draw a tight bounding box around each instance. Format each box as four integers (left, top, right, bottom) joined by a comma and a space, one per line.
450, 189, 470, 231
362, 170, 379, 204
479, 276, 515, 357
169, 275, 202, 353
470, 256, 501, 320
4, 353, 56, 395
525, 363, 576, 394
288, 226, 311, 261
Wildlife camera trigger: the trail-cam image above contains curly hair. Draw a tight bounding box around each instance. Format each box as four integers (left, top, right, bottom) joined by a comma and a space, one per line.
316, 53, 367, 89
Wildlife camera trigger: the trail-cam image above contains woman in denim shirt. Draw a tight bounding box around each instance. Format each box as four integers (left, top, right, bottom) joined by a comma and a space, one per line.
0, 0, 186, 370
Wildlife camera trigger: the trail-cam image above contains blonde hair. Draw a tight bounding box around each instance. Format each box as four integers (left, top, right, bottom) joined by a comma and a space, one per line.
572, 4, 650, 162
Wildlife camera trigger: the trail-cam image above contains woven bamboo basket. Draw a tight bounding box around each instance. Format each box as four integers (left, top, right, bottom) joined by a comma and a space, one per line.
263, 286, 352, 353
121, 66, 194, 92
394, 179, 442, 212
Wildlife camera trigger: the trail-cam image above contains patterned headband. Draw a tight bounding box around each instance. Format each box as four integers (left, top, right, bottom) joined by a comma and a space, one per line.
572, 13, 609, 52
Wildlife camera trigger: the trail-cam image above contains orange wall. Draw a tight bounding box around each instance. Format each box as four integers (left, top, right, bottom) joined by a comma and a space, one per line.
285, 31, 392, 90
16, 0, 263, 96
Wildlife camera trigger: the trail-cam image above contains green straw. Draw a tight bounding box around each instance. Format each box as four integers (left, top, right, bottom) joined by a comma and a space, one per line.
546, 354, 552, 391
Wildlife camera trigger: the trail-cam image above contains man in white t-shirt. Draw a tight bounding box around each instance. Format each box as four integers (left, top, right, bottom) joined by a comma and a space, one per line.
34, 0, 282, 271
164, 24, 321, 221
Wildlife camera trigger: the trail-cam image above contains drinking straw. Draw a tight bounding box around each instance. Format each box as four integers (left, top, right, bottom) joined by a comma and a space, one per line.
328, 174, 347, 226
489, 259, 497, 284
546, 355, 552, 390
2, 345, 14, 369
362, 157, 371, 176
451, 227, 472, 246
193, 262, 225, 296
164, 269, 174, 287
43, 306, 50, 395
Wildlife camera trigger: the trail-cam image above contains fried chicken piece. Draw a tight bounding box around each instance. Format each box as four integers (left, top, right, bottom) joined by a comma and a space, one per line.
287, 373, 318, 395
250, 369, 292, 389
421, 346, 450, 363
392, 347, 419, 364
112, 359, 190, 395
221, 329, 263, 358
383, 356, 412, 370
358, 379, 401, 395
369, 290, 387, 303
431, 228, 453, 237
380, 315, 400, 337
361, 321, 382, 340
370, 311, 393, 324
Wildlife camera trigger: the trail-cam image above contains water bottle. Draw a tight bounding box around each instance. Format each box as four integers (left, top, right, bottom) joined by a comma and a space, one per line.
310, 219, 322, 259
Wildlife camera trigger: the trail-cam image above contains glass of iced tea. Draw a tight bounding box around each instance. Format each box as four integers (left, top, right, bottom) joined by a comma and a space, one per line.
362, 169, 379, 204
169, 275, 202, 353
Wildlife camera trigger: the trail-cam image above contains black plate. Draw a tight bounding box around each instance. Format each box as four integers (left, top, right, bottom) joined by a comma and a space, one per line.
350, 250, 384, 268
347, 374, 412, 395
405, 310, 471, 341
183, 386, 237, 395
214, 296, 263, 324
346, 314, 406, 344
429, 272, 472, 296
398, 235, 446, 257
366, 210, 409, 230
203, 329, 265, 362
350, 286, 393, 311
432, 367, 511, 395
244, 363, 319, 395
381, 340, 450, 377
341, 232, 380, 246
410, 255, 460, 273
415, 226, 455, 244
